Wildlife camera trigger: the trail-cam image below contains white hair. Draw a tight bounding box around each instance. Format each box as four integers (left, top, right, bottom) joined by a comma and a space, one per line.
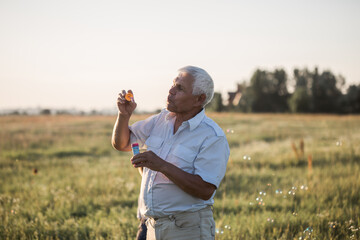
178, 66, 214, 107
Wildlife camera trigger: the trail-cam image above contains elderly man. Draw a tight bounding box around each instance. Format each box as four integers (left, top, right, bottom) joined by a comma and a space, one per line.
112, 66, 230, 240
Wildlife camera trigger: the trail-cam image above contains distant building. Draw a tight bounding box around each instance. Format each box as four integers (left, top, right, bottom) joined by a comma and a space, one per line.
227, 83, 244, 107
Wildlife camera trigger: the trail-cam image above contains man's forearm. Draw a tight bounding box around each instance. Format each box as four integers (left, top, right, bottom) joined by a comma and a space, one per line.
161, 162, 216, 200
111, 113, 131, 151
131, 151, 216, 200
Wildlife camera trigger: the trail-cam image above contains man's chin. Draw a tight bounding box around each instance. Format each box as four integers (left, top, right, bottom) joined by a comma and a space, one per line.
166, 103, 175, 112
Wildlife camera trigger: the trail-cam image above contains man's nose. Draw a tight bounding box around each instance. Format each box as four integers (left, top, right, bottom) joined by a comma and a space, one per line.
169, 86, 176, 95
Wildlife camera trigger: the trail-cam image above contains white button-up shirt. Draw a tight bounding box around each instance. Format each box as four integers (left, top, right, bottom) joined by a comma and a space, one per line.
129, 108, 230, 218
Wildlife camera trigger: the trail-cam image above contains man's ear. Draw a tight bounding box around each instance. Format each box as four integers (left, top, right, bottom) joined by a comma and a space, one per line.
195, 94, 206, 107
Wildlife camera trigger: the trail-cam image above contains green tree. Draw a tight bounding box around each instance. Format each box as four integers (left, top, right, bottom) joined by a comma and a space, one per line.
340, 84, 360, 113
248, 69, 289, 112
206, 92, 224, 112
288, 87, 311, 113
290, 68, 314, 112
237, 87, 251, 112
290, 67, 345, 113
312, 69, 342, 113
40, 109, 51, 115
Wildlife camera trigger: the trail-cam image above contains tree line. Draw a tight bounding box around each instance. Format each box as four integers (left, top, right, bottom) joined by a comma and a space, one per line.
207, 67, 360, 114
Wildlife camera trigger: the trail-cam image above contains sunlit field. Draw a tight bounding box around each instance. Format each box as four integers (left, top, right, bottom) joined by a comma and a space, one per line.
1, 113, 359, 240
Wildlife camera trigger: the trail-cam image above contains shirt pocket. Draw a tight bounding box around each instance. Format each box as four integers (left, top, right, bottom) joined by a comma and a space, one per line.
145, 136, 164, 155
171, 145, 197, 173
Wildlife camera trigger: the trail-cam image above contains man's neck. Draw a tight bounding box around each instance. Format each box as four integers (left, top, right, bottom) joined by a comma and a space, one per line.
176, 107, 203, 122
173, 107, 203, 133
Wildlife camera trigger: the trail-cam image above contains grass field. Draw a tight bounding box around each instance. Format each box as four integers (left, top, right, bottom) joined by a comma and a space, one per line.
0, 113, 359, 239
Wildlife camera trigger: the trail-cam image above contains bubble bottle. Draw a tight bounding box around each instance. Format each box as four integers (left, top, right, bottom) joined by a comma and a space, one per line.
131, 143, 140, 155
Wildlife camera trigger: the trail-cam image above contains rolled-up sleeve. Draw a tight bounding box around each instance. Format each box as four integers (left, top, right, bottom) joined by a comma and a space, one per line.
129, 113, 160, 148
193, 136, 230, 188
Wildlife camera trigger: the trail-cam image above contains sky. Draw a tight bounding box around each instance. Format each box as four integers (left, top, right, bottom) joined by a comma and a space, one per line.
1, 0, 359, 112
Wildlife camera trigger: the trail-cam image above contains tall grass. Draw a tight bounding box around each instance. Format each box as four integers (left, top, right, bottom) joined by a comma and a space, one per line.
0, 113, 359, 239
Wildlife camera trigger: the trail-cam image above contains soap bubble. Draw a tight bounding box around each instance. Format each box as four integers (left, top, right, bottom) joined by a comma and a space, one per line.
215, 228, 224, 234
288, 186, 297, 195
303, 227, 313, 237
256, 197, 265, 206
226, 129, 235, 134
243, 155, 251, 161
299, 227, 313, 239
329, 221, 338, 229
224, 225, 231, 230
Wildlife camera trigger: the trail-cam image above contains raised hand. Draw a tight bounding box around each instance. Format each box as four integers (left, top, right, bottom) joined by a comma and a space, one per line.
117, 90, 137, 116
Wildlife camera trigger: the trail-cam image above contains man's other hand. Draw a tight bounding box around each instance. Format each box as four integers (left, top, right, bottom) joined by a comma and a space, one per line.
131, 151, 165, 172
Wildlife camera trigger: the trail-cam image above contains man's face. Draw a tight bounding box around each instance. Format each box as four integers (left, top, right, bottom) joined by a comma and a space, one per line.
166, 72, 198, 113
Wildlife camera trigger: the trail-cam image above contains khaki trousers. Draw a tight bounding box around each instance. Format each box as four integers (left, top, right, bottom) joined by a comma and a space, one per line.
146, 206, 215, 240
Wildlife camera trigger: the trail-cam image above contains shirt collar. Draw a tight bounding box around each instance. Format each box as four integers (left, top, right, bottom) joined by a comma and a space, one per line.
165, 108, 206, 132
188, 108, 206, 131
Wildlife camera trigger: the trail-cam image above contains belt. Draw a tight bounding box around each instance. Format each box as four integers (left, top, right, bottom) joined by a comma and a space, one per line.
150, 205, 213, 222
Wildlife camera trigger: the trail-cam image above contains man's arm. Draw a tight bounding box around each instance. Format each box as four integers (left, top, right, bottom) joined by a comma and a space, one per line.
111, 113, 132, 151
111, 90, 137, 152
161, 160, 216, 200
131, 151, 216, 200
